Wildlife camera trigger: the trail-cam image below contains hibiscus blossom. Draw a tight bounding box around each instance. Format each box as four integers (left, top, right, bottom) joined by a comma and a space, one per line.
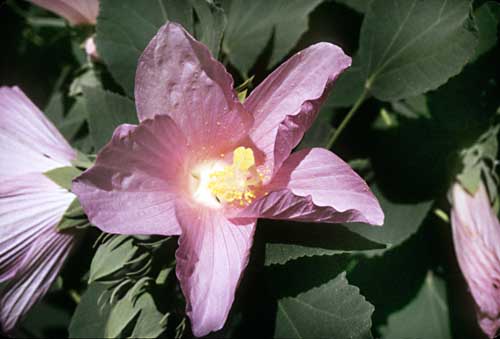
451, 183, 500, 338
0, 87, 77, 332
73, 22, 384, 337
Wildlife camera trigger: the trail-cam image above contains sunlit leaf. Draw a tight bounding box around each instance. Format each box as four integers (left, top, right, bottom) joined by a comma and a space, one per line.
333, 0, 478, 104
89, 235, 139, 283
275, 272, 374, 339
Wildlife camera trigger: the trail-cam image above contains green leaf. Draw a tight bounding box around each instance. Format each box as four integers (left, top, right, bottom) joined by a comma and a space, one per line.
69, 280, 167, 339
457, 125, 499, 197
96, 0, 224, 96
69, 283, 114, 338
44, 166, 82, 190
298, 106, 334, 149
334, 0, 372, 13
89, 235, 139, 283
44, 93, 87, 142
474, 1, 500, 59
128, 291, 168, 338
222, 0, 323, 76
58, 98, 88, 141
192, 0, 226, 57
82, 87, 138, 150
346, 185, 433, 254
69, 67, 101, 97
346, 0, 478, 102
105, 287, 141, 338
372, 45, 499, 197
379, 272, 451, 339
56, 198, 90, 231
44, 91, 65, 126
106, 280, 167, 338
347, 227, 432, 327
264, 223, 385, 266
275, 272, 374, 339
326, 57, 367, 107
21, 299, 71, 338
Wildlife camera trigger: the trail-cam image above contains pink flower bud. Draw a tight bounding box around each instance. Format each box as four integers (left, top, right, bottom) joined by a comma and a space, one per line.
451, 183, 500, 338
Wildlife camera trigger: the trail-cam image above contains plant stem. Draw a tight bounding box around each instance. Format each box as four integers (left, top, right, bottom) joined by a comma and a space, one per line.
69, 289, 81, 304
326, 88, 368, 149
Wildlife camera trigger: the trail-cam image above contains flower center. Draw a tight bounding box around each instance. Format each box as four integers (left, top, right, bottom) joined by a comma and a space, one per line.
190, 147, 263, 208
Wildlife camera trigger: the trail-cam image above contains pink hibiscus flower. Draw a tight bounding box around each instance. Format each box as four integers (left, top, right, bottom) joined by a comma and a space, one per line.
73, 22, 384, 337
0, 87, 77, 332
451, 183, 500, 338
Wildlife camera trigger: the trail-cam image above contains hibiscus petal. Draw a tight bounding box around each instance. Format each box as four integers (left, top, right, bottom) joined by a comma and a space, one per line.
451, 183, 500, 338
0, 174, 74, 282
135, 22, 252, 158
245, 43, 351, 175
0, 229, 74, 333
0, 86, 75, 175
27, 0, 99, 25
175, 202, 256, 337
238, 148, 384, 225
73, 116, 187, 236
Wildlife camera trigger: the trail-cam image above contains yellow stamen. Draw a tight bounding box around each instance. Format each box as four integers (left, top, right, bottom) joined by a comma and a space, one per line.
233, 146, 255, 171
207, 147, 261, 206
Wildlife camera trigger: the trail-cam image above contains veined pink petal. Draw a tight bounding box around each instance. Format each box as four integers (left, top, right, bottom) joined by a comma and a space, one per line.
0, 86, 75, 176
245, 43, 351, 175
73, 117, 188, 236
237, 148, 384, 225
135, 22, 252, 158
0, 228, 74, 333
0, 174, 74, 282
0, 173, 75, 332
175, 201, 256, 337
451, 183, 500, 338
27, 0, 99, 25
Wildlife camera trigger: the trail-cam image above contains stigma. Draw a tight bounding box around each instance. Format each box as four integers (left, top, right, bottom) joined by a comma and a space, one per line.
189, 147, 263, 208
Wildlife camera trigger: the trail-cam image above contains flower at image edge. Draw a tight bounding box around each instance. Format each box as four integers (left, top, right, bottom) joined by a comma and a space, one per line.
0, 87, 78, 333
451, 183, 500, 338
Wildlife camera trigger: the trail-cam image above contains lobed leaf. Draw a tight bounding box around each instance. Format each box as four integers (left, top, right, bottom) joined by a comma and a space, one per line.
82, 86, 138, 150
96, 0, 224, 96
275, 272, 374, 339
221, 0, 323, 76
329, 0, 479, 105
88, 235, 139, 283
